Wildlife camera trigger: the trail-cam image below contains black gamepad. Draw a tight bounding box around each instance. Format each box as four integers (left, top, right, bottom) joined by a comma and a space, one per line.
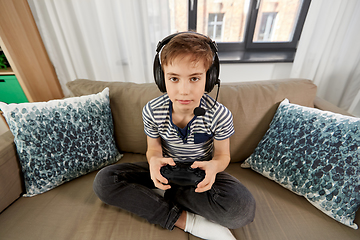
160, 161, 205, 187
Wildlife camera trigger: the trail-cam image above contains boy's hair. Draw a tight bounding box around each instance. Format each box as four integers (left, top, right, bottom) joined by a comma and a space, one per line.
160, 32, 214, 71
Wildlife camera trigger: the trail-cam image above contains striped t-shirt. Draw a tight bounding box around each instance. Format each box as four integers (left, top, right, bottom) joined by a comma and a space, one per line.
142, 94, 234, 162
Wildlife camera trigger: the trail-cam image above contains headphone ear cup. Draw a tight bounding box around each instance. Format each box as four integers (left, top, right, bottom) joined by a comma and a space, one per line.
153, 53, 166, 92
205, 66, 216, 93
205, 53, 220, 93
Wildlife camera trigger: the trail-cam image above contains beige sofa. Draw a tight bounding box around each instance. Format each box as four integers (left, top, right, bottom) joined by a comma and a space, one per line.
0, 78, 359, 240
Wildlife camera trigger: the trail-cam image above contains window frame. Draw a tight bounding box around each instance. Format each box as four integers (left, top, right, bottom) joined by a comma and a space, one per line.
246, 0, 311, 50
187, 0, 312, 62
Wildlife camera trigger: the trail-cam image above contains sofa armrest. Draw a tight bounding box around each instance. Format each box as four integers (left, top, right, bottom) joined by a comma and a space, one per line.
314, 96, 353, 116
0, 131, 23, 213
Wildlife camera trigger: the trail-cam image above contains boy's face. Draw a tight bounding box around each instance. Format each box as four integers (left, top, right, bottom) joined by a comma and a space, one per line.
163, 54, 207, 116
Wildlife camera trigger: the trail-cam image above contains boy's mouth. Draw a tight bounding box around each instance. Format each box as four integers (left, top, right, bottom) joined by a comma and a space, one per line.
177, 100, 192, 105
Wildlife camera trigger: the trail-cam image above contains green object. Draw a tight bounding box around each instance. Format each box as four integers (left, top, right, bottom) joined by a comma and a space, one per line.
0, 75, 28, 106
0, 52, 9, 69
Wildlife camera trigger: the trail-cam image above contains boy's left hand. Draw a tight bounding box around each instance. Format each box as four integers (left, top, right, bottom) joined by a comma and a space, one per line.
191, 160, 218, 193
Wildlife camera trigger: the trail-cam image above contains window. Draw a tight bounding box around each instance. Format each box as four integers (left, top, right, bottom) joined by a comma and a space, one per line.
255, 12, 277, 41
168, 0, 311, 62
207, 13, 224, 40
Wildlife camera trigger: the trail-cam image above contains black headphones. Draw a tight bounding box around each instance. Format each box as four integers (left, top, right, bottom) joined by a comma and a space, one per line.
153, 32, 220, 93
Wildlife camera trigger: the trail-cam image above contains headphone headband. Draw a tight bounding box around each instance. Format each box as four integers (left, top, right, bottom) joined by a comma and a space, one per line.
156, 32, 219, 54
153, 31, 220, 93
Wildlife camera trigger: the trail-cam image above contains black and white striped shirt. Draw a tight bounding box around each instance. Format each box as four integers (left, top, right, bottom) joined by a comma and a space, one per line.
142, 94, 234, 162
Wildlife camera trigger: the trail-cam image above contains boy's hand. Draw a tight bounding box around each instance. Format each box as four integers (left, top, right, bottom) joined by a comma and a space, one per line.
149, 157, 176, 190
191, 160, 218, 193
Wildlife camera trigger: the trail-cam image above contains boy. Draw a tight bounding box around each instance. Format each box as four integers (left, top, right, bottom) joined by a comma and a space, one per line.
93, 32, 255, 240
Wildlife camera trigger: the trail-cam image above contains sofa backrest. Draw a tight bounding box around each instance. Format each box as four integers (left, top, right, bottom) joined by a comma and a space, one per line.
0, 131, 24, 213
67, 78, 317, 163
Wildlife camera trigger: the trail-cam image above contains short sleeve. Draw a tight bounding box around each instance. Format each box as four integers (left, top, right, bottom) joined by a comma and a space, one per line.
213, 105, 235, 140
142, 102, 159, 138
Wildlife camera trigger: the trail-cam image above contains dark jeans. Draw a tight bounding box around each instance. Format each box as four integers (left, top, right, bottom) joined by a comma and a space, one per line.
93, 162, 256, 230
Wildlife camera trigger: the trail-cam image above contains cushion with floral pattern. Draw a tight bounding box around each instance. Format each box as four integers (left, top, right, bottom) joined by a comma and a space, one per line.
0, 88, 122, 197
243, 99, 359, 229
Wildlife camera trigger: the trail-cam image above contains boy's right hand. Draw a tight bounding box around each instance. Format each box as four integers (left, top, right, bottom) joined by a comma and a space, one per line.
149, 157, 176, 190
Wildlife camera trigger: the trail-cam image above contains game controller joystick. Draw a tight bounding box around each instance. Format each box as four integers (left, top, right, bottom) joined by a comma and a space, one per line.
160, 162, 206, 187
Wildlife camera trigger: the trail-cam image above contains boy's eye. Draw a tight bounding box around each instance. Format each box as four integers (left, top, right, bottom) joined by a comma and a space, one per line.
169, 77, 179, 82
190, 77, 200, 82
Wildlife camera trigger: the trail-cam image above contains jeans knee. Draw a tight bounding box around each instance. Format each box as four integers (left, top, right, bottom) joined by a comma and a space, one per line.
227, 193, 256, 229
93, 167, 115, 203
212, 184, 256, 229
93, 163, 149, 204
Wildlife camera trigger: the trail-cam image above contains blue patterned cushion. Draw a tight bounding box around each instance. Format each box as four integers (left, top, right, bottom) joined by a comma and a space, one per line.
0, 88, 122, 197
243, 99, 359, 229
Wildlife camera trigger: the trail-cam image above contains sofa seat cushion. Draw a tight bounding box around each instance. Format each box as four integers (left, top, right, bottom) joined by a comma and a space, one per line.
67, 78, 317, 162
0, 153, 188, 240
1, 155, 359, 240
228, 164, 360, 240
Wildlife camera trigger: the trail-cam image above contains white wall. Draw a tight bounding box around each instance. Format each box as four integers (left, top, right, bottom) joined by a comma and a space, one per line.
220, 62, 293, 83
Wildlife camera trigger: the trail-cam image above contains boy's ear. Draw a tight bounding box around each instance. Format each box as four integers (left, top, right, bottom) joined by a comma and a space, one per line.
153, 53, 166, 93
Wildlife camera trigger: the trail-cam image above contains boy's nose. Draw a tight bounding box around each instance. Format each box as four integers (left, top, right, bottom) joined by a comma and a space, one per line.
179, 81, 190, 95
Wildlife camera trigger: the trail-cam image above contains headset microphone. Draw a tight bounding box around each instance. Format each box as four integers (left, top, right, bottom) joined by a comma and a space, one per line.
194, 80, 220, 116
193, 107, 206, 116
